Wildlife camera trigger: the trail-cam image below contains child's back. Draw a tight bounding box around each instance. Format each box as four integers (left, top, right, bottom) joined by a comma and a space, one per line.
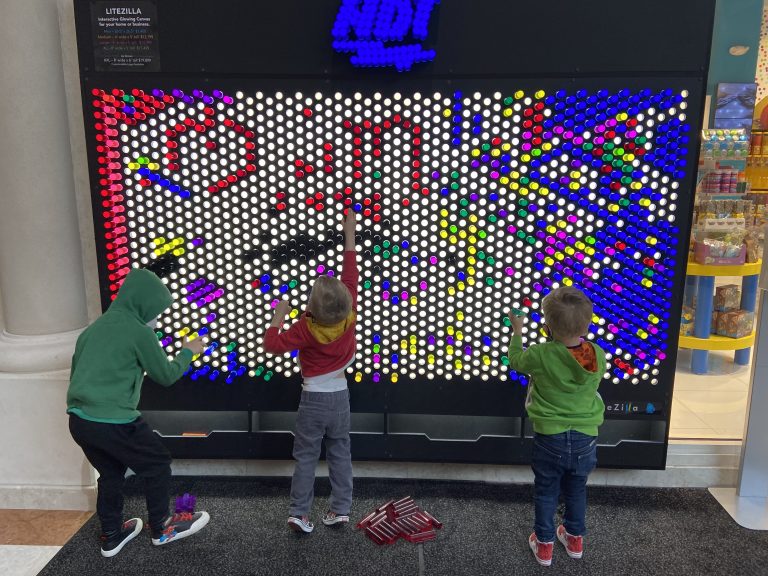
512, 338, 605, 436
507, 286, 605, 567
67, 268, 209, 557
68, 269, 189, 421
263, 213, 358, 533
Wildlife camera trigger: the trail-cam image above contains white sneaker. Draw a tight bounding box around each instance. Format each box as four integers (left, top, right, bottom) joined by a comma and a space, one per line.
321, 511, 350, 526
288, 515, 314, 533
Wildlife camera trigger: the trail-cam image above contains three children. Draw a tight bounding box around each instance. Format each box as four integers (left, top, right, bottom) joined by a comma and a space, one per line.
70, 211, 603, 566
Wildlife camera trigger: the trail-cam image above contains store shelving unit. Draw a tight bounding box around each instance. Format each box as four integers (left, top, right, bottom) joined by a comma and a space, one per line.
746, 129, 768, 191
681, 259, 761, 374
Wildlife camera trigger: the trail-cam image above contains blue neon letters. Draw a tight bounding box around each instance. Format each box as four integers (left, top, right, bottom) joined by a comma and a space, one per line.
332, 0, 439, 71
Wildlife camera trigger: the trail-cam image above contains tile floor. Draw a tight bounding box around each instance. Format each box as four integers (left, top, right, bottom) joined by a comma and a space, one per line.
670, 273, 758, 440
0, 510, 92, 576
671, 347, 751, 440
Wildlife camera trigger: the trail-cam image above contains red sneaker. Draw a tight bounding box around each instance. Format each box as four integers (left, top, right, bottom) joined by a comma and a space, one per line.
528, 532, 553, 566
556, 525, 583, 559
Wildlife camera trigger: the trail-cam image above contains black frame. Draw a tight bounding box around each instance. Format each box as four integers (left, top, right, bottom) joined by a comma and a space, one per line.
73, 0, 716, 469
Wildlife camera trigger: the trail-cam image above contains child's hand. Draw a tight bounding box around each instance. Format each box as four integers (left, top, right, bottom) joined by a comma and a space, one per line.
508, 310, 525, 334
271, 300, 291, 327
182, 336, 205, 356
275, 299, 291, 317
343, 210, 357, 249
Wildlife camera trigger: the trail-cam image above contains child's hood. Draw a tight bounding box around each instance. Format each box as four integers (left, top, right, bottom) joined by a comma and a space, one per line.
559, 342, 602, 385
109, 268, 173, 323
539, 341, 603, 390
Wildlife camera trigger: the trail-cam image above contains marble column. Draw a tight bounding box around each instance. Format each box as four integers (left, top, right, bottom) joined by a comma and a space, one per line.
0, 0, 94, 509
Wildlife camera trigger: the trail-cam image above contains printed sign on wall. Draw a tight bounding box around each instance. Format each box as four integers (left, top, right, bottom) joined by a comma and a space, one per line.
91, 0, 160, 72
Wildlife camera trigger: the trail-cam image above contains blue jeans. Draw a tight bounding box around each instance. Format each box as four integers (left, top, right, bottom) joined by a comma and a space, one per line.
532, 430, 597, 542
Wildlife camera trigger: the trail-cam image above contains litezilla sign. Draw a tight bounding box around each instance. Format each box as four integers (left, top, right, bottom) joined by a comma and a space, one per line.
90, 1, 160, 72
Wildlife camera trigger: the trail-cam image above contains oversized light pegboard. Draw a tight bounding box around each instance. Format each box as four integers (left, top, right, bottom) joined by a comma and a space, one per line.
75, 0, 716, 467
91, 85, 686, 393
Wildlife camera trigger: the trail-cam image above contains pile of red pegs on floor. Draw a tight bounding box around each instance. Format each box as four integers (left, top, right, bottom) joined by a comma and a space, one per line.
356, 496, 443, 545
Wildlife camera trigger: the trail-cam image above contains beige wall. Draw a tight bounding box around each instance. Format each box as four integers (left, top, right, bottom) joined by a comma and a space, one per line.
0, 0, 94, 510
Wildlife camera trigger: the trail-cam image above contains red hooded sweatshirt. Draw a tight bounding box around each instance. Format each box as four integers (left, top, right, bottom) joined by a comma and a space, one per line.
263, 250, 358, 379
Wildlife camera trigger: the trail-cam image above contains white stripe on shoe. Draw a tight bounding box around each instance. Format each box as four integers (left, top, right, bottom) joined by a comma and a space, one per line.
322, 512, 349, 526
100, 518, 143, 558
288, 516, 314, 533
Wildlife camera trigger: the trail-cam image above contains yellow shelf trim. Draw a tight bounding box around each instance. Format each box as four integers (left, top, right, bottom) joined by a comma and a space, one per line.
678, 333, 755, 351
686, 259, 762, 277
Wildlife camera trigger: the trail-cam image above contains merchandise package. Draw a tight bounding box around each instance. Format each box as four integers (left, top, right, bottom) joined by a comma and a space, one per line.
694, 239, 747, 265
744, 226, 764, 263
680, 305, 695, 336
716, 310, 755, 339
714, 284, 741, 312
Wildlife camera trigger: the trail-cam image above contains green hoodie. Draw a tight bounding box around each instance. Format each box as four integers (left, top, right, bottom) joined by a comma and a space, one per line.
508, 334, 606, 436
67, 268, 193, 423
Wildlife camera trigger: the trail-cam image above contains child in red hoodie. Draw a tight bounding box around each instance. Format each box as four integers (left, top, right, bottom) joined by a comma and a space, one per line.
263, 212, 358, 533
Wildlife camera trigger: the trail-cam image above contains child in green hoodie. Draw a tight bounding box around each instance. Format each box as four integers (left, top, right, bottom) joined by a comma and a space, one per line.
508, 286, 606, 567
67, 268, 210, 557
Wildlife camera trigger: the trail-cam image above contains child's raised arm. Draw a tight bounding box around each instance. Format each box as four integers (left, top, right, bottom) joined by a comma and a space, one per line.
340, 211, 359, 309
507, 310, 539, 374
343, 210, 356, 251
136, 332, 204, 387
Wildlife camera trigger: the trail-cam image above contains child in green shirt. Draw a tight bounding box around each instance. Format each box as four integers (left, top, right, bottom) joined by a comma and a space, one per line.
67, 268, 210, 557
508, 286, 606, 567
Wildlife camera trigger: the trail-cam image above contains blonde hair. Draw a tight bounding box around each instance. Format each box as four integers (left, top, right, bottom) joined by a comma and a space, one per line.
541, 286, 593, 340
307, 276, 352, 325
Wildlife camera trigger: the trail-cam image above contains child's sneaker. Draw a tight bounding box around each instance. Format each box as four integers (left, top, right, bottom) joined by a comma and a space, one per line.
321, 511, 349, 526
529, 532, 553, 566
100, 518, 143, 558
151, 511, 210, 546
287, 515, 314, 533
556, 525, 584, 559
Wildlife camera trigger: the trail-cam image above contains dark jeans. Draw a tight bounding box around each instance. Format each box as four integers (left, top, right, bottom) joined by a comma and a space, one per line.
69, 414, 171, 534
532, 430, 597, 542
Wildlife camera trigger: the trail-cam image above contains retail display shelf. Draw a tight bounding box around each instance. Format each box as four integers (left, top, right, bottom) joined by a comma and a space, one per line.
686, 260, 762, 277
678, 333, 755, 351
682, 258, 760, 372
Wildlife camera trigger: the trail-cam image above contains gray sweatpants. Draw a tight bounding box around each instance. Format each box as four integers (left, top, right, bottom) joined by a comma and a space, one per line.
289, 389, 353, 517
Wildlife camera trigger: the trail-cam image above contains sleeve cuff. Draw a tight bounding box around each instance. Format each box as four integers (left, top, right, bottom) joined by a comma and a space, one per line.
179, 348, 194, 361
